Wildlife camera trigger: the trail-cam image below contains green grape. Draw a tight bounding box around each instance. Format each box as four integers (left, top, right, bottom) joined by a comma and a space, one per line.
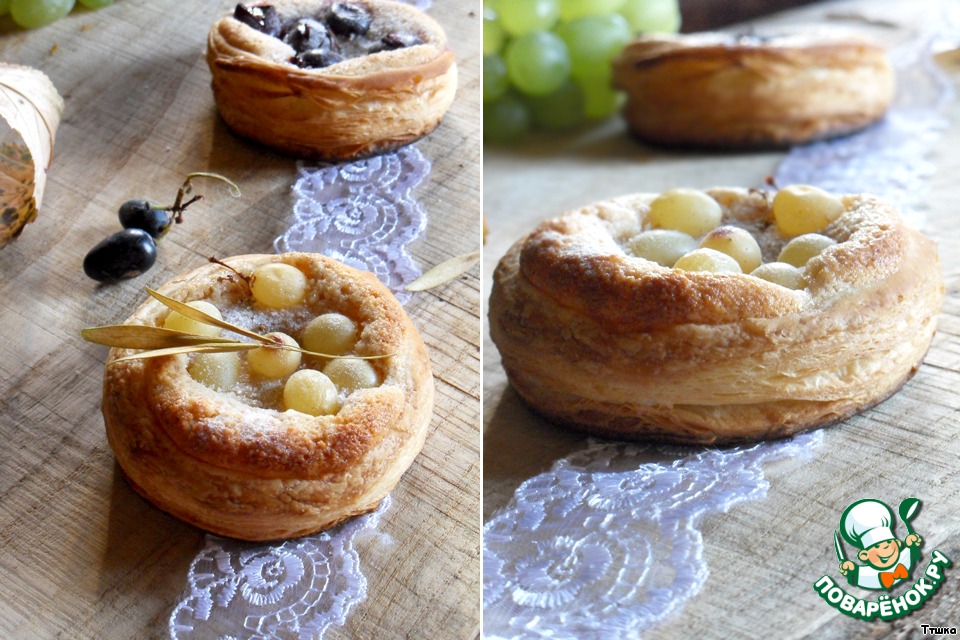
556, 14, 632, 81
619, 0, 681, 33
78, 0, 114, 8
483, 55, 509, 103
525, 80, 585, 131
484, 93, 531, 144
0, 0, 11, 17
576, 74, 622, 119
483, 7, 505, 55
649, 189, 723, 236
498, 0, 559, 37
773, 185, 844, 237
504, 31, 571, 96
11, 0, 75, 27
559, 0, 626, 22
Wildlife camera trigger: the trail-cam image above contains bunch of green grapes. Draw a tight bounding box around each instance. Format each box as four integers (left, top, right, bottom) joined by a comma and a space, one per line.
484, 0, 680, 143
1, 0, 115, 30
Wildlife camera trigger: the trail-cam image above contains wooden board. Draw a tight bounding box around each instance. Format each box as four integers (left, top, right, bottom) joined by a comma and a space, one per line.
0, 1, 480, 638
483, 0, 960, 637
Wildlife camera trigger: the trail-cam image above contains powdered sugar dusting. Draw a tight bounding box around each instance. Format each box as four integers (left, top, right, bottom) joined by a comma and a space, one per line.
220, 301, 316, 342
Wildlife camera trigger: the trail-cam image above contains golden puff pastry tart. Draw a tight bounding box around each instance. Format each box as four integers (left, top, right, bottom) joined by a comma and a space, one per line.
489, 186, 943, 444
612, 33, 894, 149
100, 253, 434, 540
207, 0, 457, 160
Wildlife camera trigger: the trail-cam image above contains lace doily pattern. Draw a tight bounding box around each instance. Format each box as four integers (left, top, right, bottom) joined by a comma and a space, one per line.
275, 145, 431, 305
483, 434, 820, 640
169, 498, 390, 640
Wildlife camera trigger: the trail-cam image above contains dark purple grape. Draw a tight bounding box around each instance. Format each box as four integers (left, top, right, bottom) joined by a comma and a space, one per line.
294, 48, 345, 68
118, 199, 171, 239
327, 3, 372, 37
283, 18, 335, 54
233, 4, 281, 36
83, 229, 158, 283
371, 32, 423, 53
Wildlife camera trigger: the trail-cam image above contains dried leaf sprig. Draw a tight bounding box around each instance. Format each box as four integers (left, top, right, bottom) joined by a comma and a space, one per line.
0, 63, 64, 247
82, 288, 393, 365
406, 250, 481, 292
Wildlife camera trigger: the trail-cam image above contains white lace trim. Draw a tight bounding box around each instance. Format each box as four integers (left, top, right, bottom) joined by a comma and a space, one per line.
275, 145, 432, 305
483, 435, 821, 640
170, 497, 390, 640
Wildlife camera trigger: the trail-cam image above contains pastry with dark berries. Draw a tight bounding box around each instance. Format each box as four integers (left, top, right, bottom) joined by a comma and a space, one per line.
207, 0, 457, 160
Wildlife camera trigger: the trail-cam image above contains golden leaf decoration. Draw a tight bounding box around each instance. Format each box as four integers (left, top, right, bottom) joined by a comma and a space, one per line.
0, 64, 64, 247
81, 288, 396, 364
81, 325, 242, 350
406, 251, 481, 292
146, 288, 271, 344
108, 343, 261, 365
277, 344, 396, 360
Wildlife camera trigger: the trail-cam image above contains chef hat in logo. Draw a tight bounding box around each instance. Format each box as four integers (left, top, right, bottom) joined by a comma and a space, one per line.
841, 499, 896, 549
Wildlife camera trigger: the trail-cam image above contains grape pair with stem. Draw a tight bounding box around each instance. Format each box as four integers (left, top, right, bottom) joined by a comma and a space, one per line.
83, 173, 240, 283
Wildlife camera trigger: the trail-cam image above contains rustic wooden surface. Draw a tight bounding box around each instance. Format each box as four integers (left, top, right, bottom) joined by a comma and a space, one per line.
0, 1, 481, 638
484, 0, 960, 637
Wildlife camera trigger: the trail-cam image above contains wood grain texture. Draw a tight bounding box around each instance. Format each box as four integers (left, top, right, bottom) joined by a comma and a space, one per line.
484, 0, 960, 637
0, 1, 480, 638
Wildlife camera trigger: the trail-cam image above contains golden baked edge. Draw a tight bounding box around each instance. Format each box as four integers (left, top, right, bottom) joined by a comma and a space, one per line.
488, 190, 944, 445
102, 253, 435, 541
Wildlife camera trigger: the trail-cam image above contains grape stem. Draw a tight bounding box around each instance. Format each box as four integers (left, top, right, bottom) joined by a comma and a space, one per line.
169, 195, 203, 224
163, 172, 243, 224
208, 256, 253, 294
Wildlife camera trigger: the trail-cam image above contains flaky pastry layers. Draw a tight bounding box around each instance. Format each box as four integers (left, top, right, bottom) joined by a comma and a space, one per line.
612, 33, 894, 148
102, 253, 434, 540
489, 189, 943, 444
207, 0, 457, 160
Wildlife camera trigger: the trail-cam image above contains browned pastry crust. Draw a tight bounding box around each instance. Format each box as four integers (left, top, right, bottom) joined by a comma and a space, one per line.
101, 253, 434, 540
612, 33, 895, 149
488, 188, 944, 444
207, 0, 457, 160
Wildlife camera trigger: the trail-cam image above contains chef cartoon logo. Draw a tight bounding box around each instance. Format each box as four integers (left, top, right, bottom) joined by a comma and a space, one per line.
813, 498, 953, 621
835, 499, 921, 590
